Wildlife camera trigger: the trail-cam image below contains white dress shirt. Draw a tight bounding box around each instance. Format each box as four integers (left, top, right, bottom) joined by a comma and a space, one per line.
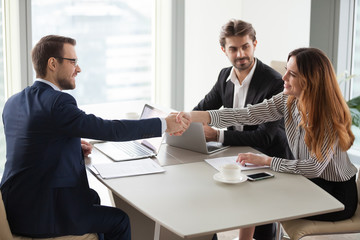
218, 59, 257, 142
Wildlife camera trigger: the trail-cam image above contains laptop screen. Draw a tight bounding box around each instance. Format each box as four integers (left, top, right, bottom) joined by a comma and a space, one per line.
140, 104, 167, 120
140, 104, 168, 153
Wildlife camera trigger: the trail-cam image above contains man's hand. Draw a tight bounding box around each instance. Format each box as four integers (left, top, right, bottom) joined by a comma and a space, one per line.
81, 140, 93, 157
203, 124, 218, 142
165, 112, 190, 135
176, 112, 191, 124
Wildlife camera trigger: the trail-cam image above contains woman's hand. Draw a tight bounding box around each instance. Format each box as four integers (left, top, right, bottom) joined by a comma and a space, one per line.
176, 112, 191, 125
236, 152, 272, 166
176, 111, 210, 125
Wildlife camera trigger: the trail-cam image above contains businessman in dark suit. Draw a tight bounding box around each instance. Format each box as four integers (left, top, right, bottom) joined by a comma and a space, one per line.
0, 35, 188, 240
194, 20, 293, 240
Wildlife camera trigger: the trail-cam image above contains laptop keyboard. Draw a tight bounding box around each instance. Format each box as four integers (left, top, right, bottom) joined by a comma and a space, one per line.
112, 141, 153, 157
207, 145, 220, 152
206, 142, 225, 152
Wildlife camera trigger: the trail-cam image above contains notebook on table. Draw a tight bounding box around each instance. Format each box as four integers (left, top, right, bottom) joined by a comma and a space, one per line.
166, 122, 230, 154
94, 104, 167, 161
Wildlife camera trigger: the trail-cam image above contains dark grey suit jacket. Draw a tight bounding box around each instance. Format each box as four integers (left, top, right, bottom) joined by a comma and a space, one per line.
194, 59, 293, 159
1, 81, 162, 236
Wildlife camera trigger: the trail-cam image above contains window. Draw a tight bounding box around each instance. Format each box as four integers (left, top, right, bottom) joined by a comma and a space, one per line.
351, 0, 360, 151
31, 0, 154, 106
0, 1, 6, 174
353, 1, 360, 99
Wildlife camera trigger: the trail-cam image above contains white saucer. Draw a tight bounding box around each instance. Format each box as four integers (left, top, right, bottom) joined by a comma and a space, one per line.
213, 172, 248, 184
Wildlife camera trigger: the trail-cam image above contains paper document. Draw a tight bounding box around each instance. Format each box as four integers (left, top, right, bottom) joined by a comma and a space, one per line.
93, 158, 165, 179
205, 156, 269, 171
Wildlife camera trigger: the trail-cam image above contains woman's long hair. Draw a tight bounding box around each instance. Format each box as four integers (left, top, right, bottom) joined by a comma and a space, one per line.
286, 48, 354, 161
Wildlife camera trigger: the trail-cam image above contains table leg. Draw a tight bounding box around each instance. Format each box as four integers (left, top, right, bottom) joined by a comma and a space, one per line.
154, 222, 161, 240
275, 222, 284, 240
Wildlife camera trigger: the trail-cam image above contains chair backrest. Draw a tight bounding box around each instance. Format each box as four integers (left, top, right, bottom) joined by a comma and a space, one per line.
357, 168, 360, 204
270, 60, 286, 76
1, 191, 98, 240
0, 191, 14, 240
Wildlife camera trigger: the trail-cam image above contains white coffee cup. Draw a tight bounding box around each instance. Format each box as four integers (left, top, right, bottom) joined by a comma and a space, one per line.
125, 112, 139, 120
220, 163, 241, 181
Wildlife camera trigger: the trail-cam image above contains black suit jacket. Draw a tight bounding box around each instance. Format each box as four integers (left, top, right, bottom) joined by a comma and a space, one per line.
194, 59, 293, 159
0, 81, 162, 236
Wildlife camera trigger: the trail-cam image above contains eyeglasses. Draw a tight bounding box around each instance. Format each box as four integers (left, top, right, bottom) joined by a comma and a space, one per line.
54, 57, 78, 67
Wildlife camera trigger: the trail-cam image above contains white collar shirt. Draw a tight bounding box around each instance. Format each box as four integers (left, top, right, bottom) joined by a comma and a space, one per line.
35, 78, 61, 91
218, 59, 257, 142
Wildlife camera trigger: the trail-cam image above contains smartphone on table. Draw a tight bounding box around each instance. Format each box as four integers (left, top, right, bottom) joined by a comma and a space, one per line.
247, 172, 274, 181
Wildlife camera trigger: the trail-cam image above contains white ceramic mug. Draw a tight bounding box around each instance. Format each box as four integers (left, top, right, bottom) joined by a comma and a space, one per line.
125, 112, 139, 120
220, 163, 241, 181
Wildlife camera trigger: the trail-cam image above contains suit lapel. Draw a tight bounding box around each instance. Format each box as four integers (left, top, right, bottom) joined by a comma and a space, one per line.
245, 59, 263, 105
224, 81, 234, 108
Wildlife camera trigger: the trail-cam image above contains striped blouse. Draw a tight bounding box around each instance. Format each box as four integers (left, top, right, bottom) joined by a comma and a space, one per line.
208, 92, 358, 182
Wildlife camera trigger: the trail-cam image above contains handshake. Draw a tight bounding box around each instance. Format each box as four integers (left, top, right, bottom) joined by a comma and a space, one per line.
164, 111, 210, 135
165, 112, 191, 136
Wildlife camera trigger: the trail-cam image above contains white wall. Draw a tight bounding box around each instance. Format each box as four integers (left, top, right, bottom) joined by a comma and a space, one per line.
184, 0, 311, 110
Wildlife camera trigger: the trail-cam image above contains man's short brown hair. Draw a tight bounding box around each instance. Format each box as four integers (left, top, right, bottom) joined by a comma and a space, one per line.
31, 35, 76, 78
219, 19, 256, 48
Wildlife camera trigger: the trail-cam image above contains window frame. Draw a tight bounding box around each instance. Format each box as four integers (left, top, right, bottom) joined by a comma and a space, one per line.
2, 0, 32, 98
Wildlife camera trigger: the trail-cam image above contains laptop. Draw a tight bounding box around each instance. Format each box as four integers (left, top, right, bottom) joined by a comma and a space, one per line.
166, 122, 230, 154
94, 104, 167, 161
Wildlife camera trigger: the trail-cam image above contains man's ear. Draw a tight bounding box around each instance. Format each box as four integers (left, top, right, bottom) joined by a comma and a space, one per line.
221, 46, 226, 53
48, 57, 57, 72
253, 40, 258, 49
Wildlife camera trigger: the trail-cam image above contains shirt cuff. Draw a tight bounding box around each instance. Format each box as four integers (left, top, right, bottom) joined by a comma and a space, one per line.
208, 110, 220, 126
218, 130, 225, 143
160, 117, 167, 134
270, 157, 282, 171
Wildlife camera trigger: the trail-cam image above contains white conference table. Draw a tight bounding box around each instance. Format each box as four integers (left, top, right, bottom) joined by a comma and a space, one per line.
81, 101, 343, 239
87, 145, 344, 240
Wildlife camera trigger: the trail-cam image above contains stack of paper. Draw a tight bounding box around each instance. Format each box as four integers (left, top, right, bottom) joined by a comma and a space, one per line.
205, 156, 269, 171
92, 158, 165, 179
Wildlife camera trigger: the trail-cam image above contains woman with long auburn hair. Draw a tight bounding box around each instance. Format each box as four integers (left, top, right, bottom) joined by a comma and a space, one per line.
286, 48, 354, 162
177, 48, 358, 240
